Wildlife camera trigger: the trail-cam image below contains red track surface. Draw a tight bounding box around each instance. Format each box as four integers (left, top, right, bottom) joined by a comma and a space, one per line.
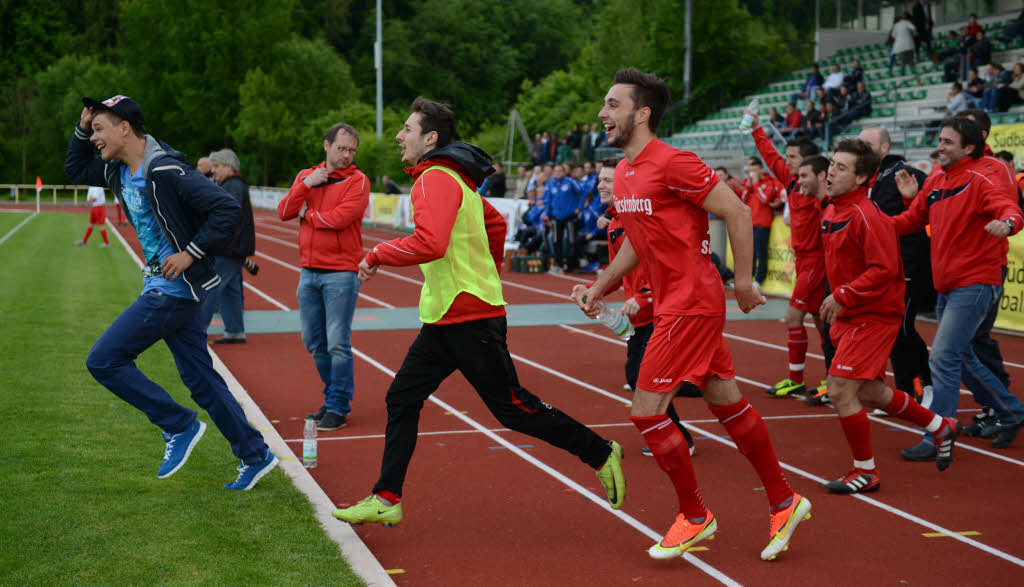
101, 207, 1023, 585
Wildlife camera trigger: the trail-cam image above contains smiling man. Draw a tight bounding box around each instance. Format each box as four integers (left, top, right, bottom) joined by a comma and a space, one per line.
574, 68, 810, 562
332, 97, 625, 529
816, 140, 959, 495
64, 95, 277, 490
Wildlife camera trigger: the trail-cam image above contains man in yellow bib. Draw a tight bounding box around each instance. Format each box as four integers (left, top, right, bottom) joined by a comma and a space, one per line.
333, 97, 625, 528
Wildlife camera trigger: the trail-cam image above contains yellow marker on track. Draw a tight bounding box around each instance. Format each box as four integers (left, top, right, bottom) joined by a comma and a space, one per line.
922, 531, 981, 538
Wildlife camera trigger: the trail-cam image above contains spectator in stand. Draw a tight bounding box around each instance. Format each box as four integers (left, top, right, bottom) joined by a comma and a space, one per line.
792, 64, 824, 104
996, 63, 1024, 112
814, 86, 828, 107
525, 164, 542, 196
557, 136, 572, 164
582, 123, 595, 162
568, 123, 583, 163
965, 67, 985, 108
516, 186, 546, 253
769, 106, 784, 127
742, 157, 785, 285
969, 30, 992, 68
548, 132, 560, 163
936, 30, 961, 64
844, 59, 865, 90
540, 131, 552, 164
893, 116, 1024, 453
999, 8, 1024, 43
850, 81, 873, 118
530, 133, 543, 166
277, 122, 371, 431
588, 123, 606, 162
542, 163, 584, 273
913, 0, 934, 56
782, 102, 802, 136
798, 101, 822, 139
576, 188, 607, 273
579, 160, 598, 204
947, 82, 969, 115
820, 100, 840, 142
891, 13, 918, 77
981, 63, 1011, 112
715, 166, 747, 196
478, 161, 506, 197
823, 64, 846, 101
835, 85, 852, 114
383, 175, 402, 194
966, 13, 982, 38
943, 27, 975, 82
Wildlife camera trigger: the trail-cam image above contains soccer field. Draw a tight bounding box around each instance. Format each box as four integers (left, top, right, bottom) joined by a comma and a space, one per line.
0, 212, 362, 585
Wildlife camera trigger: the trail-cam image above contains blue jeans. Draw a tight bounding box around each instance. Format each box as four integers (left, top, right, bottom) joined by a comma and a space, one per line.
924, 284, 1024, 442
86, 290, 268, 464
200, 256, 245, 335
297, 269, 360, 416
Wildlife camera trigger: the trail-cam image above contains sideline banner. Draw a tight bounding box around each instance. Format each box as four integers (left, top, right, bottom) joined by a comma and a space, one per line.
996, 231, 1024, 331
988, 123, 1024, 164
724, 215, 796, 297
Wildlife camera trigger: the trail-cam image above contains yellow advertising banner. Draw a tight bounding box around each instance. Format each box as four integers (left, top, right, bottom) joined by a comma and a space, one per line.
996, 231, 1024, 332
724, 215, 796, 296
371, 195, 399, 224
987, 123, 1024, 165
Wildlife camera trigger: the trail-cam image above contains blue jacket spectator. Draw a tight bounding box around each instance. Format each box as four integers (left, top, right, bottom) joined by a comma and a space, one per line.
544, 172, 583, 221
792, 65, 824, 103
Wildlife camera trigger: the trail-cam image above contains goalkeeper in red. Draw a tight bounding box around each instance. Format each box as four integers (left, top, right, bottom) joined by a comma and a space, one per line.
575, 68, 811, 562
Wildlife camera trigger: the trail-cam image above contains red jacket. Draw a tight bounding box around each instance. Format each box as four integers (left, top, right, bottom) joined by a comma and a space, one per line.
823, 187, 905, 323
277, 162, 370, 271
743, 175, 785, 228
752, 128, 823, 259
364, 155, 507, 325
598, 214, 654, 328
893, 156, 1023, 293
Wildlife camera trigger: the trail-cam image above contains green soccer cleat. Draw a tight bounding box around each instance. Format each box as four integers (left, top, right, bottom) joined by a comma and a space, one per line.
764, 378, 807, 398
596, 441, 626, 509
804, 381, 831, 406
332, 494, 403, 527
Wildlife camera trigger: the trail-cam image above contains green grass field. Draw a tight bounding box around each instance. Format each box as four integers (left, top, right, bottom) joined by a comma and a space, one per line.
0, 212, 363, 585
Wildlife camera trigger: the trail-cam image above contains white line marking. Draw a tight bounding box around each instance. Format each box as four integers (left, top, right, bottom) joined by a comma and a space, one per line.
350, 346, 742, 586
253, 250, 393, 309
0, 212, 36, 246
243, 282, 291, 311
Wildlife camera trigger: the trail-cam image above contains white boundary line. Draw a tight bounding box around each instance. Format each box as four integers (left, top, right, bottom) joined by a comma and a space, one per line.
0, 212, 37, 246
106, 221, 396, 586
253, 249, 393, 309
243, 282, 290, 311
350, 346, 742, 586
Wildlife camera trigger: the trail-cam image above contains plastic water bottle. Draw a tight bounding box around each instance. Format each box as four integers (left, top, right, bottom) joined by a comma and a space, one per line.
303, 415, 318, 469
738, 98, 759, 131
595, 301, 634, 340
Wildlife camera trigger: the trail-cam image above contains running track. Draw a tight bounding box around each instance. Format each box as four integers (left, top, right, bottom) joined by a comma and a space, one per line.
105, 207, 1023, 585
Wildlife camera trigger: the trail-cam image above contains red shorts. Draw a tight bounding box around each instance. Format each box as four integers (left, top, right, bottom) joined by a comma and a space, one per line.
88, 205, 106, 225
636, 314, 735, 393
790, 255, 827, 314
829, 319, 899, 381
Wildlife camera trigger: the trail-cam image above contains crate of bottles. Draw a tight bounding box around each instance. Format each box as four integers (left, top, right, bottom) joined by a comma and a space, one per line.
510, 254, 546, 273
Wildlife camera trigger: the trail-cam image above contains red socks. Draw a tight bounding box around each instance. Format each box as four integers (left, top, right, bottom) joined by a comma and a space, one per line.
787, 326, 808, 384
375, 490, 401, 505
632, 414, 706, 519
884, 388, 948, 436
82, 226, 93, 243
708, 399, 793, 509
100, 228, 108, 245
839, 409, 875, 470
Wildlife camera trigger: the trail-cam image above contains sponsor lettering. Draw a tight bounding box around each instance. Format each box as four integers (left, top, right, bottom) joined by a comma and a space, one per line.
652, 378, 674, 384
614, 195, 654, 216
836, 364, 853, 371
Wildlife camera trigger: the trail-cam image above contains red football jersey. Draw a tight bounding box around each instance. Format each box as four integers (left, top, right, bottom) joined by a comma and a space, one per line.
742, 176, 785, 228
612, 139, 724, 317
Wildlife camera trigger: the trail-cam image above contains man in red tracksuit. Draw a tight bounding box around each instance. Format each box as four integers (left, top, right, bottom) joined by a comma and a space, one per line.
332, 97, 625, 529
277, 122, 370, 431
817, 139, 960, 494
742, 157, 785, 286
892, 116, 1024, 453
744, 109, 834, 403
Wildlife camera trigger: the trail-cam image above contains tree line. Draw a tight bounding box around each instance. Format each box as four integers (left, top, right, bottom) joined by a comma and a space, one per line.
0, 0, 810, 188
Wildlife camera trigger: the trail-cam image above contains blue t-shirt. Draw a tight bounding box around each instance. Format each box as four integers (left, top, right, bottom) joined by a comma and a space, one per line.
120, 165, 194, 299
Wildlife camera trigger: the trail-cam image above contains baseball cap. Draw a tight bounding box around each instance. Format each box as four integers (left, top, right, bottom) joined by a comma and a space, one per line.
82, 95, 145, 130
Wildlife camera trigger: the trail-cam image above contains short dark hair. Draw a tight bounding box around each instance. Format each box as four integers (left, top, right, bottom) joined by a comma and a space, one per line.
714, 166, 729, 174
957, 109, 991, 134
325, 122, 358, 145
600, 157, 621, 168
833, 138, 881, 184
411, 96, 458, 148
786, 136, 820, 157
941, 116, 985, 158
748, 157, 763, 168
613, 67, 672, 132
96, 110, 145, 139
995, 150, 1014, 164
799, 155, 830, 176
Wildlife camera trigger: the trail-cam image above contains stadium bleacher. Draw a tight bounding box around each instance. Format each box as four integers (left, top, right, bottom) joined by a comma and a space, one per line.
669, 13, 1024, 168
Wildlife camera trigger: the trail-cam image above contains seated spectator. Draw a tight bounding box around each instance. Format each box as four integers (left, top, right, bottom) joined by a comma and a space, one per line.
965, 67, 984, 108
516, 186, 547, 253
966, 13, 981, 39
849, 81, 873, 118
947, 82, 969, 115
834, 84, 852, 113
943, 26, 976, 82
791, 64, 824, 103
821, 100, 845, 141
844, 59, 865, 90
936, 30, 961, 63
997, 62, 1024, 112
969, 30, 992, 67
814, 86, 828, 106
769, 106, 784, 127
823, 63, 846, 100
797, 101, 823, 138
576, 192, 607, 272
782, 102, 802, 135
891, 12, 918, 76
999, 8, 1024, 43
981, 63, 1011, 112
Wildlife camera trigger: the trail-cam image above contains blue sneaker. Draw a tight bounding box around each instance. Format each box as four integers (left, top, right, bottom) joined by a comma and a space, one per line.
157, 419, 207, 479
223, 450, 279, 490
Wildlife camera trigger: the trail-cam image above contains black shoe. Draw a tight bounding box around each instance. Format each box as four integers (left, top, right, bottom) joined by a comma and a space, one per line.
900, 440, 936, 462
309, 405, 327, 421
936, 418, 961, 472
317, 411, 347, 431
963, 412, 997, 437
244, 258, 260, 276
212, 336, 246, 344
992, 421, 1023, 449
979, 419, 1011, 438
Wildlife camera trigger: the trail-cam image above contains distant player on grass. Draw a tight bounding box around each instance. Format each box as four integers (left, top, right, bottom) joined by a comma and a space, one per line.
65, 95, 278, 490
743, 108, 834, 403
75, 185, 110, 248
809, 144, 959, 494
575, 68, 811, 561
332, 97, 626, 528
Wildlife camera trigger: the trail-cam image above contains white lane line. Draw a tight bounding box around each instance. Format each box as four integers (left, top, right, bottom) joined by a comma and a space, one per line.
350, 346, 742, 587
567, 324, 1024, 468
524, 328, 1024, 568
0, 212, 37, 246
244, 282, 291, 311
253, 250, 394, 309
